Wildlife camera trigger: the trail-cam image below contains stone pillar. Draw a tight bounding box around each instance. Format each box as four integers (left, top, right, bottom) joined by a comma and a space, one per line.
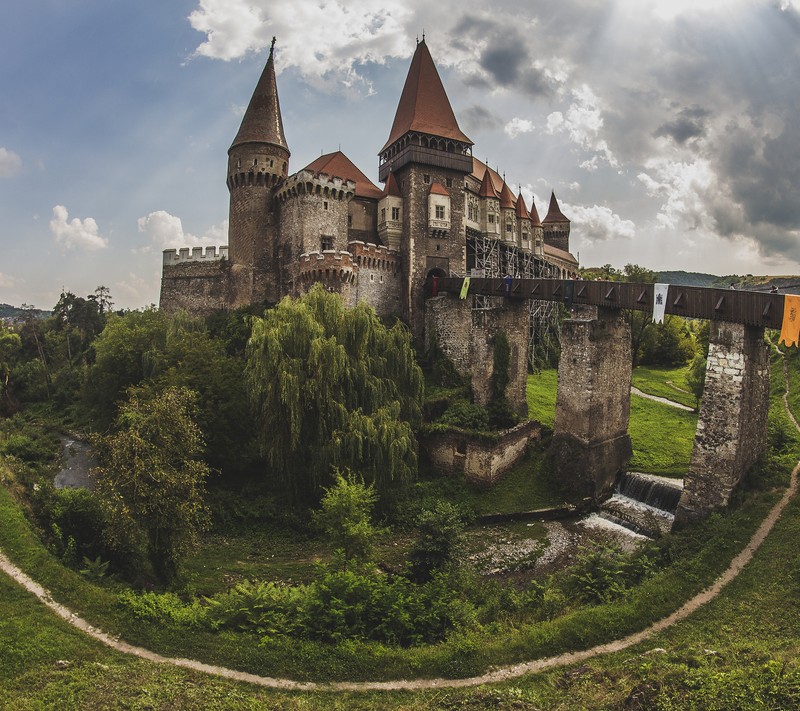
424, 294, 530, 419
674, 322, 770, 526
551, 306, 632, 501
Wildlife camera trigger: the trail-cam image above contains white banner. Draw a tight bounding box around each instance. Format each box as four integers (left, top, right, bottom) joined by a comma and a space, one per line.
653, 283, 669, 324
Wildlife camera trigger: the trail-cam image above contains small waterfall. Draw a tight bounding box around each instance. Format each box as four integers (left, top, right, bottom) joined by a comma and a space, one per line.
617, 472, 683, 513
582, 472, 684, 539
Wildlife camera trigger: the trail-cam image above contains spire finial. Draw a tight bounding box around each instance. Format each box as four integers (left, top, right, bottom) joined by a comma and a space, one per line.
270, 36, 276, 55
422, 29, 425, 42
416, 34, 419, 46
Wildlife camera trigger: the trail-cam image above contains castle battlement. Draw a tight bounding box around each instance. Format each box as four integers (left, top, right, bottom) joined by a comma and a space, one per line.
348, 241, 401, 273
276, 169, 356, 203
298, 249, 356, 283
163, 245, 229, 266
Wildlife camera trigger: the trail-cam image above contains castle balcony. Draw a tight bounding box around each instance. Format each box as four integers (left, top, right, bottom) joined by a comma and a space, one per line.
299, 249, 356, 284
378, 144, 472, 182
162, 245, 229, 265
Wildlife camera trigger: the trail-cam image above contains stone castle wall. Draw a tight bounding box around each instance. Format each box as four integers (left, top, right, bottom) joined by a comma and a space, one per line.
350, 241, 402, 319
160, 248, 231, 316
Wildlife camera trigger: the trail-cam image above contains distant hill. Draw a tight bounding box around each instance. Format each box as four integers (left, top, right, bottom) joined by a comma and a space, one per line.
0, 304, 51, 321
657, 271, 719, 288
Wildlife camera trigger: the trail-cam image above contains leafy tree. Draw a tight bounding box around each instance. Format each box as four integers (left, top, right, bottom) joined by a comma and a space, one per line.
82, 308, 169, 426
488, 330, 517, 429
687, 353, 707, 408
0, 325, 21, 413
246, 284, 423, 502
92, 386, 210, 584
408, 500, 465, 581
313, 470, 381, 563
640, 315, 696, 366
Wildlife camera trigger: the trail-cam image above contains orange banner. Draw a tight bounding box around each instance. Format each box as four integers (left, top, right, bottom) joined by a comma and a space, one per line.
779, 294, 800, 347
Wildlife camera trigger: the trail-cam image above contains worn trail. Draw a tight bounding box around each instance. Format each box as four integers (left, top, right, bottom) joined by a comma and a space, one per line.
1, 373, 798, 692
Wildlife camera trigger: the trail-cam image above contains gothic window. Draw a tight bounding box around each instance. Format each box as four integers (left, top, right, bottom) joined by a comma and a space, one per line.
488, 214, 495, 224
423, 174, 430, 184
435, 205, 445, 220
321, 236, 333, 251
392, 206, 400, 220
506, 222, 512, 233
348, 214, 353, 227
381, 207, 386, 222
446, 177, 452, 188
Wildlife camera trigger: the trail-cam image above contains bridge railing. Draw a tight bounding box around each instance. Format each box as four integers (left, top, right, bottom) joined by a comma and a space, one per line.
429, 277, 786, 329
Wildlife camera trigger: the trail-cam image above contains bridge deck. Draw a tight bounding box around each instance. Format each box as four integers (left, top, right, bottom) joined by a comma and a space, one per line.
430, 277, 785, 329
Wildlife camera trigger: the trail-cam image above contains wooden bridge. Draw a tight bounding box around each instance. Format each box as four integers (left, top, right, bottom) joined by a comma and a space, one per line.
429, 276, 786, 329
425, 276, 778, 528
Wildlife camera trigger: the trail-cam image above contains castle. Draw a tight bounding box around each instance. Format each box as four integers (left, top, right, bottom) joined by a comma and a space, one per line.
159, 38, 578, 339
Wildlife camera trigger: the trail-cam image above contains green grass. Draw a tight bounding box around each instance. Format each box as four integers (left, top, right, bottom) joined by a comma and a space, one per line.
528, 369, 697, 477
628, 396, 697, 476
631, 363, 698, 409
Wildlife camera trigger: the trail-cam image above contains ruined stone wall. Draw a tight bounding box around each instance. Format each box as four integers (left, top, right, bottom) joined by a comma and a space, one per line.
675, 322, 770, 525
424, 294, 529, 418
551, 306, 632, 500
422, 420, 541, 485
160, 253, 231, 316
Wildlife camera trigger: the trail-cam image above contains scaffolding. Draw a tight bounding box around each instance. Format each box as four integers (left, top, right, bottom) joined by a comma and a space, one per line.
466, 232, 562, 371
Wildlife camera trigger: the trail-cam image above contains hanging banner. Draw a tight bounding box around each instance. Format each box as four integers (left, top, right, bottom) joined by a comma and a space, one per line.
459, 276, 471, 300
503, 274, 513, 297
653, 283, 669, 324
780, 294, 800, 347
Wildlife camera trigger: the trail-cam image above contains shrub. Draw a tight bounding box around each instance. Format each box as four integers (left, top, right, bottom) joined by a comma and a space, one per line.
117, 590, 206, 628
565, 543, 656, 604
408, 500, 465, 581
437, 400, 489, 431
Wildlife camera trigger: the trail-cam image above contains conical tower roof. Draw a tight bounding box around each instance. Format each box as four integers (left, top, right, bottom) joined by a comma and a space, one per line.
380, 40, 472, 153
542, 191, 570, 223
230, 39, 289, 153
530, 197, 542, 227
515, 191, 531, 221
499, 180, 516, 209
478, 168, 500, 199
382, 171, 402, 198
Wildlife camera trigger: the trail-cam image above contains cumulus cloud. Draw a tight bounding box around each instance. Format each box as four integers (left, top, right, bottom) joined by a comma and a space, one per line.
118, 272, 156, 301
0, 147, 22, 178
546, 85, 618, 168
49, 206, 108, 250
461, 105, 503, 132
137, 210, 228, 252
504, 118, 535, 139
565, 203, 637, 243
654, 105, 710, 145
188, 0, 412, 90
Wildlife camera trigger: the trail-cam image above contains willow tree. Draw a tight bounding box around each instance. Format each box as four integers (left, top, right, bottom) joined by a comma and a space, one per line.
246, 284, 423, 503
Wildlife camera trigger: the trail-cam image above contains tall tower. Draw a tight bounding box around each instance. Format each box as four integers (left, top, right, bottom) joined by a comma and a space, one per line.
378, 39, 473, 338
542, 191, 571, 254
226, 38, 290, 306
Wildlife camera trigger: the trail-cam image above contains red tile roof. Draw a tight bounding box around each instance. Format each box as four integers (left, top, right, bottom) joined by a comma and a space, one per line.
380, 40, 472, 153
230, 44, 289, 153
429, 182, 450, 196
302, 151, 383, 199
543, 191, 570, 223
515, 192, 531, 221
499, 180, 516, 209
530, 197, 542, 227
544, 243, 578, 264
477, 164, 500, 199
382, 171, 402, 198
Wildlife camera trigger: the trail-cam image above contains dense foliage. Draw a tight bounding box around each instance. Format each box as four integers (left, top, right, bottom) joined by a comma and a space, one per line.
92, 386, 210, 583
246, 283, 423, 502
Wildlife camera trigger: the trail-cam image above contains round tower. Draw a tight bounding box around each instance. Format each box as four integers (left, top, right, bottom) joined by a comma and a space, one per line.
226, 38, 290, 306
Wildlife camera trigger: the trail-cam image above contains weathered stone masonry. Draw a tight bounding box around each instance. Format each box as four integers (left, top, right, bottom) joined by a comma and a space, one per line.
675, 321, 770, 525
551, 306, 633, 501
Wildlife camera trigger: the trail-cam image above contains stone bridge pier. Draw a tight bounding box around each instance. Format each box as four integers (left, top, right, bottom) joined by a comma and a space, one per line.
674, 322, 770, 526
551, 306, 633, 501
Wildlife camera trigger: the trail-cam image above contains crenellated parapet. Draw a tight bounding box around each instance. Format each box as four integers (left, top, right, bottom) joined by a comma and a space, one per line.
348, 241, 401, 274
298, 249, 356, 284
162, 246, 229, 266
275, 170, 356, 203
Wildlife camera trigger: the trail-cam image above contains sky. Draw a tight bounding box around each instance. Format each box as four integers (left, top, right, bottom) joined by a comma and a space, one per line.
2, 0, 800, 310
